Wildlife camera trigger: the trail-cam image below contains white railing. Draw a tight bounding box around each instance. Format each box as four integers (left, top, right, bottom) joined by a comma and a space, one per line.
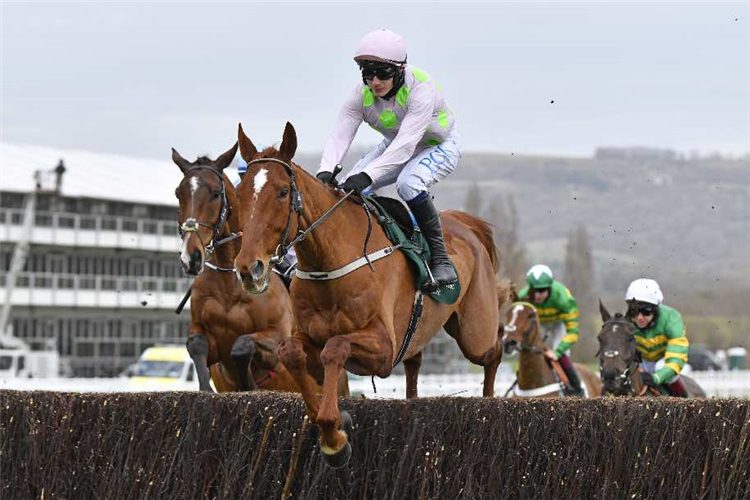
0, 272, 191, 310
0, 208, 179, 252
3, 370, 746, 397
347, 370, 750, 399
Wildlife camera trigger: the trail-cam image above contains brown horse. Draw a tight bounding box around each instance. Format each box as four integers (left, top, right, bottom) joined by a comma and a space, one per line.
597, 301, 705, 397
233, 122, 509, 467
172, 143, 303, 393
501, 298, 602, 397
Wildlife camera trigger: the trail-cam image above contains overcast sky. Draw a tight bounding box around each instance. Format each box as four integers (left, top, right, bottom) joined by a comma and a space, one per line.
2, 2, 749, 163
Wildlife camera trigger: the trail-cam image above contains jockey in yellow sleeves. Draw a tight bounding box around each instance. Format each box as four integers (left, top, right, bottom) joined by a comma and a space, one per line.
625, 278, 690, 397
518, 264, 584, 396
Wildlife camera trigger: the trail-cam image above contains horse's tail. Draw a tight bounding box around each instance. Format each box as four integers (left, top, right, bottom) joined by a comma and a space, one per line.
442, 210, 499, 272
443, 209, 511, 333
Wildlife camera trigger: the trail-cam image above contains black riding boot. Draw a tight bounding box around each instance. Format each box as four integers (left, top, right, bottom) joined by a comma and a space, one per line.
562, 362, 585, 397
409, 195, 458, 289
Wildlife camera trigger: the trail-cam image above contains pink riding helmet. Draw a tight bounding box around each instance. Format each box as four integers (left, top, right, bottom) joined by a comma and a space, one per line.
354, 28, 407, 65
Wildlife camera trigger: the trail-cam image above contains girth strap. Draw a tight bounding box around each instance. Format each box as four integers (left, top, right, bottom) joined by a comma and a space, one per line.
295, 244, 402, 281
392, 290, 424, 367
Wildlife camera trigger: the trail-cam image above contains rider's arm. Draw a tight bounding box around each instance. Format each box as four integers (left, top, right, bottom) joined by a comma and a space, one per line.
360, 83, 436, 183
554, 288, 580, 358
517, 285, 530, 300
654, 311, 689, 384
318, 85, 365, 174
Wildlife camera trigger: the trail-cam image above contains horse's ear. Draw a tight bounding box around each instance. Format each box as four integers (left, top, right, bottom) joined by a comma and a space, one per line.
238, 123, 258, 163
172, 148, 193, 173
214, 142, 238, 172
599, 299, 611, 322
509, 283, 519, 303
279, 122, 297, 162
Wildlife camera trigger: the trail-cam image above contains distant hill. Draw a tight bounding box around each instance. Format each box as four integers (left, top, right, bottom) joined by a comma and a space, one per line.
294, 148, 750, 294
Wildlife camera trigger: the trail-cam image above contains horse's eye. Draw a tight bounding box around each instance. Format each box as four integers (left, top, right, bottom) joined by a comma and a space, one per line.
279, 187, 289, 198
211, 191, 221, 200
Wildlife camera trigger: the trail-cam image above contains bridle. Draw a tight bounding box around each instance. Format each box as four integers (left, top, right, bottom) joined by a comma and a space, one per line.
243, 157, 355, 267
504, 302, 548, 354
598, 317, 641, 395
178, 166, 240, 269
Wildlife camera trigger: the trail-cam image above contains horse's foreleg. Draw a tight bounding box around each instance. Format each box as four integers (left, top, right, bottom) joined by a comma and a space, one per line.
316, 336, 353, 467
403, 351, 422, 399
277, 337, 322, 421
316, 326, 391, 467
186, 333, 213, 392
231, 334, 257, 391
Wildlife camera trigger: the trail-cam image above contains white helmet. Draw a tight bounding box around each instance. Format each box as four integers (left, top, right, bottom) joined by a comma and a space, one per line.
354, 28, 407, 65
625, 278, 664, 306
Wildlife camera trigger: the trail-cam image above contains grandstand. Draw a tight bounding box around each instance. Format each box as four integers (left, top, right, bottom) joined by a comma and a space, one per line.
0, 142, 200, 376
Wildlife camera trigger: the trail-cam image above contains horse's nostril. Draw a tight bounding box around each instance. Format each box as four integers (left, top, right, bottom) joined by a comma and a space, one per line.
189, 249, 202, 273
250, 260, 265, 281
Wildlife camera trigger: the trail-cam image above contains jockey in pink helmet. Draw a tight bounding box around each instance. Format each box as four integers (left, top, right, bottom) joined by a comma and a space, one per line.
317, 28, 461, 289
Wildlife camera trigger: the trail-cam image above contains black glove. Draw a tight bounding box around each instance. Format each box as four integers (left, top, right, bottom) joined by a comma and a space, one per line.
316, 171, 338, 187
339, 172, 372, 194
640, 372, 658, 387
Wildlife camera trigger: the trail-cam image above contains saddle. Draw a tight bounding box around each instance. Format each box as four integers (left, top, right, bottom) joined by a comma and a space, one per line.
365, 195, 461, 305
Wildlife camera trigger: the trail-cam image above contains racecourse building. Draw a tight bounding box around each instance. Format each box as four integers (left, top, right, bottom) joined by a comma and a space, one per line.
0, 142, 466, 377
0, 142, 201, 376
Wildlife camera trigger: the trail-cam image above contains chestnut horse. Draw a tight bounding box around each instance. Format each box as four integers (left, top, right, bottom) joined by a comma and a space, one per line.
597, 302, 704, 397
233, 122, 508, 467
501, 297, 602, 397
172, 143, 305, 392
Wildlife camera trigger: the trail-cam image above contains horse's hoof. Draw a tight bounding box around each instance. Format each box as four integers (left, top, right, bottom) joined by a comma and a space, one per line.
321, 441, 352, 468
340, 410, 353, 433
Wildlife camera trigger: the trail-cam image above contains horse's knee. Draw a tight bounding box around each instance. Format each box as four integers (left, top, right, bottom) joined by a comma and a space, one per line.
320, 337, 351, 368
186, 334, 209, 358
278, 338, 307, 369
230, 334, 256, 359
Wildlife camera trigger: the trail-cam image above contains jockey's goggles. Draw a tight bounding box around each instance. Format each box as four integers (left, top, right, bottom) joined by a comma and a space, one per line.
633, 303, 657, 317
359, 62, 398, 81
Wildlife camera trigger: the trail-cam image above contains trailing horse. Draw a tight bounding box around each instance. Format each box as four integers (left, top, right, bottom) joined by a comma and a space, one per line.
233, 122, 509, 467
172, 143, 347, 394
501, 295, 602, 398
597, 301, 705, 397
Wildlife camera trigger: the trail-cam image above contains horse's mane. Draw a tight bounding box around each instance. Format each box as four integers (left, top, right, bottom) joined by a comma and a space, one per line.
442, 210, 499, 272
195, 156, 214, 166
